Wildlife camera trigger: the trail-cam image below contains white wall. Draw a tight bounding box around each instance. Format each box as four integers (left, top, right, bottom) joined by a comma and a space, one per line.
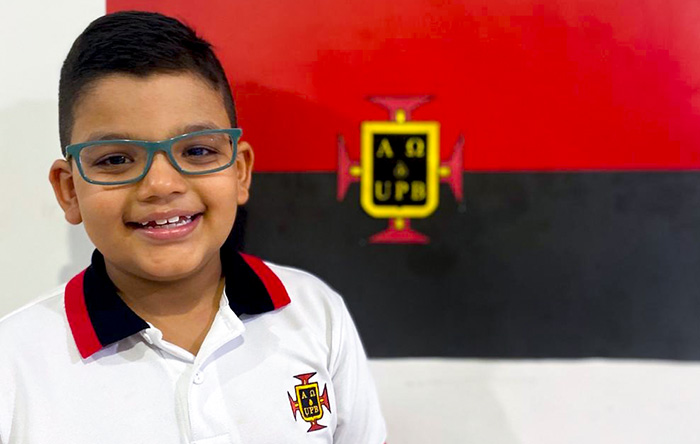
371, 359, 700, 443
0, 3, 694, 443
0, 0, 102, 317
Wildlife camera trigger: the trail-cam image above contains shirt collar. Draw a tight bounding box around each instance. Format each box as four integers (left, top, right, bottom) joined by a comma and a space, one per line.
64, 247, 291, 359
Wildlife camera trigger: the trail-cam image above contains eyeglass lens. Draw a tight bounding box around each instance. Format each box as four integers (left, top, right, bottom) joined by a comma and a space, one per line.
78, 132, 236, 183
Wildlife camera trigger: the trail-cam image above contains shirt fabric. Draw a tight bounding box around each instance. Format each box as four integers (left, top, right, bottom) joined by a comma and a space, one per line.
0, 248, 386, 444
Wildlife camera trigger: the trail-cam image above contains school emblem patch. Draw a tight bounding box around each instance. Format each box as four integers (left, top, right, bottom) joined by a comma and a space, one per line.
287, 372, 331, 432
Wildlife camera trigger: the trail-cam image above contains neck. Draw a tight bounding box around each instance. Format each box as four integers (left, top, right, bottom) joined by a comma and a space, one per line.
104, 253, 223, 355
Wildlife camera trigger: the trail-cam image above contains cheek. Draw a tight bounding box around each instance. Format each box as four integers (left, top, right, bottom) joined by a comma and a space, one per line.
202, 172, 239, 203
75, 187, 129, 233
200, 177, 239, 224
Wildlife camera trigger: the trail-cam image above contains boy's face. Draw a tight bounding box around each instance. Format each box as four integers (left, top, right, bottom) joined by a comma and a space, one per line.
50, 72, 253, 282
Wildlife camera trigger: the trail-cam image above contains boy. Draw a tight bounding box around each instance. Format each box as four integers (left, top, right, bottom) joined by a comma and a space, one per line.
0, 11, 386, 444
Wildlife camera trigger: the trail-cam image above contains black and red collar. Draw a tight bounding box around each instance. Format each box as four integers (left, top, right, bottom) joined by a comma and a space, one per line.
65, 248, 290, 359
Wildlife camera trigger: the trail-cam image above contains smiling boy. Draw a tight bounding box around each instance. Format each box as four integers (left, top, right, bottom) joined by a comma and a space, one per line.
0, 11, 386, 444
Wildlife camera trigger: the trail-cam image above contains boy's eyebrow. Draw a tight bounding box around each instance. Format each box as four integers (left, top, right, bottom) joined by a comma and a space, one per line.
83, 122, 224, 143
178, 122, 222, 135
85, 131, 135, 142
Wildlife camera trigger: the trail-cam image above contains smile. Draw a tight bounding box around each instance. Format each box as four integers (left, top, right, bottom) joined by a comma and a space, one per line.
127, 212, 203, 240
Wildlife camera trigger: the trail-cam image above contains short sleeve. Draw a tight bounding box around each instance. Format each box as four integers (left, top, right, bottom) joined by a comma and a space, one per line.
329, 297, 387, 444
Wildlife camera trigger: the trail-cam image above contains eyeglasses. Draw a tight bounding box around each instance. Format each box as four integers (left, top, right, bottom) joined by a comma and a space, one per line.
65, 128, 242, 185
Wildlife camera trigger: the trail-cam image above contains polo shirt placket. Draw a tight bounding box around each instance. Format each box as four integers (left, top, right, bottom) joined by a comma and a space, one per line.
140, 294, 248, 443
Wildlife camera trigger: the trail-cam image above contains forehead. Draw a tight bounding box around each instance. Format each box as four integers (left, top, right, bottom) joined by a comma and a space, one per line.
71, 72, 230, 143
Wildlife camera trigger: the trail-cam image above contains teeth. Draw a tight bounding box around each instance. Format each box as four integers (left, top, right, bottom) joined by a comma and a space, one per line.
135, 215, 195, 228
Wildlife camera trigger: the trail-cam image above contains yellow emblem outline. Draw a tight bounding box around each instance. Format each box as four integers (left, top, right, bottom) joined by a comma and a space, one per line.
360, 120, 440, 219
295, 382, 324, 422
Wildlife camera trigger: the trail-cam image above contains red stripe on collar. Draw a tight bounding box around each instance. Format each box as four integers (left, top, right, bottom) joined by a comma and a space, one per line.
240, 253, 291, 309
64, 270, 103, 359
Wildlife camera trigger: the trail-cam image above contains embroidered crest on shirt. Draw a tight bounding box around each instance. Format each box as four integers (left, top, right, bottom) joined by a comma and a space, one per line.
287, 372, 331, 432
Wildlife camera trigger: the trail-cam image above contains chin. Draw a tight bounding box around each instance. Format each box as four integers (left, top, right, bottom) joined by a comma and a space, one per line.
146, 260, 204, 281
123, 249, 213, 282
138, 266, 195, 282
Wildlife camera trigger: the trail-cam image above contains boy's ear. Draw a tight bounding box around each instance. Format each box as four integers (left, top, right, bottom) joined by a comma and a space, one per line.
235, 141, 254, 205
49, 159, 82, 225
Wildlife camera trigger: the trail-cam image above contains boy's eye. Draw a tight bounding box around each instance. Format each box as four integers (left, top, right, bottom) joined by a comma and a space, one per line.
94, 154, 133, 166
183, 145, 217, 157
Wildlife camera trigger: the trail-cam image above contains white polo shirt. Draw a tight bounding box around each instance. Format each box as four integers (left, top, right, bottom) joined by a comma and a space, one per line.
0, 248, 386, 444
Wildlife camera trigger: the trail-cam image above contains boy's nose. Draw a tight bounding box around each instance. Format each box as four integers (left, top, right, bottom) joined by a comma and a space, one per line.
136, 152, 187, 200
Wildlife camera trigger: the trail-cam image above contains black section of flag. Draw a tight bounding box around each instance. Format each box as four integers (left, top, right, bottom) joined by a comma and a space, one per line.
238, 172, 700, 360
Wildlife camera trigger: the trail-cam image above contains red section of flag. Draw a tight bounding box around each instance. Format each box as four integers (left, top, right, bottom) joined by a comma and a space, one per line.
108, 0, 700, 171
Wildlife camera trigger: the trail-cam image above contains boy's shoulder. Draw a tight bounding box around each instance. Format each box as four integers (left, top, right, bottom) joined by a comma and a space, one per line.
0, 285, 69, 351
265, 261, 338, 295
260, 260, 348, 315
0, 284, 67, 326
239, 258, 362, 349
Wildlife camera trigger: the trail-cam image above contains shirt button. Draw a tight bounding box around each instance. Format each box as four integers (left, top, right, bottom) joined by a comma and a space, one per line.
193, 371, 205, 385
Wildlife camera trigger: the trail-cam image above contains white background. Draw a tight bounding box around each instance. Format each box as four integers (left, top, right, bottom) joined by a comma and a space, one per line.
1, 1, 698, 442
0, 0, 99, 317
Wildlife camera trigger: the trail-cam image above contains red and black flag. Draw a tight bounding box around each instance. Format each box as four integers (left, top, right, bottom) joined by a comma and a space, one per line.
109, 0, 700, 360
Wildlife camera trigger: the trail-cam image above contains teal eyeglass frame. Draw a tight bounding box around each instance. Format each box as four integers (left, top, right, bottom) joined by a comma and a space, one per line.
64, 128, 243, 186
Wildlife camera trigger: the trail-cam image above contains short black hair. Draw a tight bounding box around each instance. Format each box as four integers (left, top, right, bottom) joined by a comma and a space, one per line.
58, 10, 236, 154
